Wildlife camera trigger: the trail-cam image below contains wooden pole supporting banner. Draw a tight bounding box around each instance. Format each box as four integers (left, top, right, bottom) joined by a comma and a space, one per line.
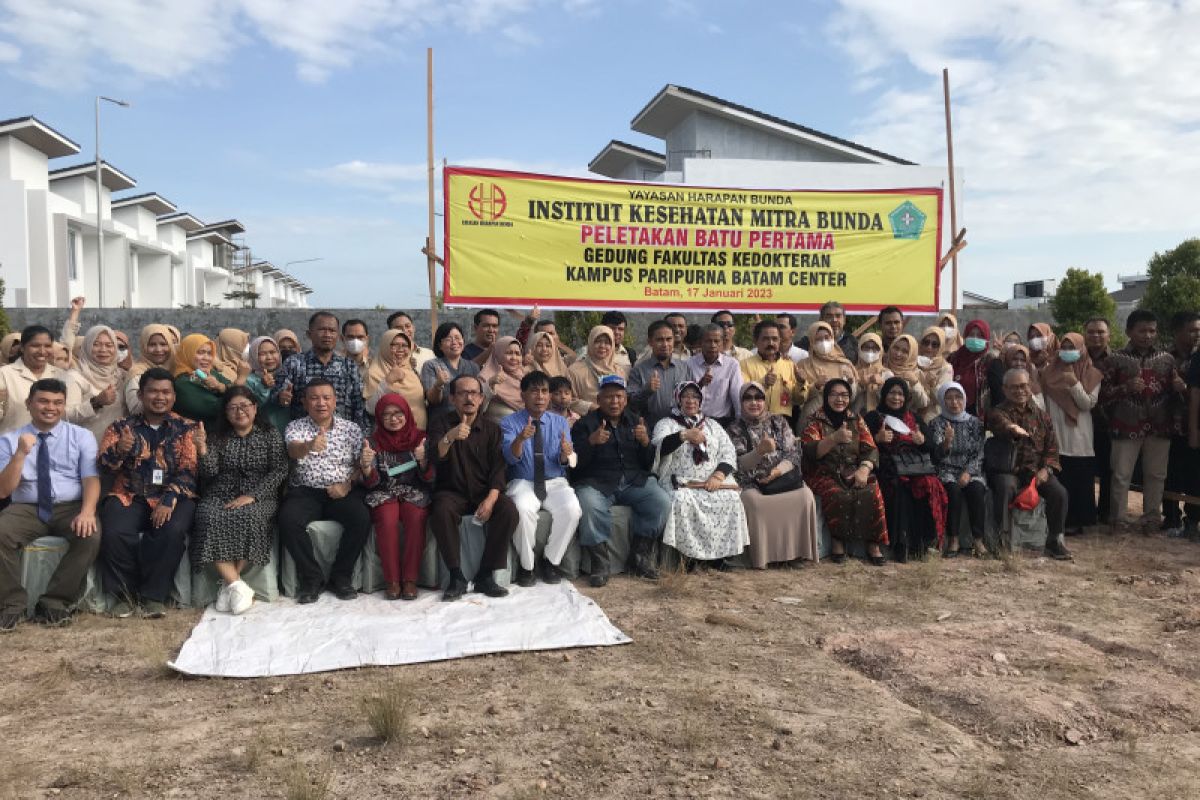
943, 68, 960, 315
426, 47, 439, 337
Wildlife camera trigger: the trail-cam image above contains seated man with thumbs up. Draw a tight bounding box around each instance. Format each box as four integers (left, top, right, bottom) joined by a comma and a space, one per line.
500, 370, 582, 587
279, 378, 372, 604
0, 378, 101, 630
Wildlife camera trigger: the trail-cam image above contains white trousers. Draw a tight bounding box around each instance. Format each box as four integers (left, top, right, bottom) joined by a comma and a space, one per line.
506, 477, 582, 570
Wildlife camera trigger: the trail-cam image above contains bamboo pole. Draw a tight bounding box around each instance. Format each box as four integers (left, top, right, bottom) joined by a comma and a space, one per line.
426, 47, 438, 337
943, 68, 959, 315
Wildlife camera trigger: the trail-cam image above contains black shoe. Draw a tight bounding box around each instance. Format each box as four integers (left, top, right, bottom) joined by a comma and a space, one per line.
515, 567, 536, 588
630, 538, 660, 580
442, 575, 468, 601
539, 559, 562, 585
942, 548, 959, 559
331, 583, 357, 601
296, 589, 320, 605
710, 558, 733, 572
34, 603, 71, 627
1044, 535, 1073, 561
0, 612, 20, 632
867, 554, 887, 567
829, 553, 846, 564
586, 543, 610, 587
473, 572, 510, 598
588, 572, 609, 587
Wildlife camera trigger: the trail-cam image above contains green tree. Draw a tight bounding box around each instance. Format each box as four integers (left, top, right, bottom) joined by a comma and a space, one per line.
1140, 238, 1200, 337
0, 278, 9, 339
1048, 267, 1115, 335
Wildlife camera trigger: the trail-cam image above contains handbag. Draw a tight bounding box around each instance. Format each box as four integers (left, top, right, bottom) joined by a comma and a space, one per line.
891, 448, 935, 477
1011, 477, 1040, 510
758, 467, 803, 496
984, 435, 1016, 475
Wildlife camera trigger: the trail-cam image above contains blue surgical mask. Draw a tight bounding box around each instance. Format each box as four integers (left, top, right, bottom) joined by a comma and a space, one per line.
964, 337, 987, 353
1059, 350, 1081, 364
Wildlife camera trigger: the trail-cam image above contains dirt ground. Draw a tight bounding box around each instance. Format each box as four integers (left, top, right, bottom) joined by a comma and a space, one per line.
5, 516, 1200, 799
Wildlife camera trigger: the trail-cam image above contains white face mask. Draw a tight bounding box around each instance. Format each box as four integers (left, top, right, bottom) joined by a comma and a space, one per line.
1028, 336, 1046, 351
917, 355, 933, 368
345, 339, 366, 355
941, 325, 956, 336
1004, 341, 1019, 350
116, 346, 129, 361
861, 350, 880, 364
815, 340, 834, 355
241, 344, 251, 360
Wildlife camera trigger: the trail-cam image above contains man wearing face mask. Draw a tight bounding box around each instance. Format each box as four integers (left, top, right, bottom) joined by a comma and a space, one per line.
270, 311, 367, 431
341, 319, 371, 393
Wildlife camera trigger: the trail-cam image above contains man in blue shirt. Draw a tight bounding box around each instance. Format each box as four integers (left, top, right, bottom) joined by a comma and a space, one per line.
269, 311, 367, 430
0, 378, 101, 630
500, 371, 582, 587
628, 320, 691, 430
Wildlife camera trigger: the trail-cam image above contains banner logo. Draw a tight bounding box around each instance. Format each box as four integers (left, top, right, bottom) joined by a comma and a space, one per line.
889, 200, 926, 240
468, 182, 508, 221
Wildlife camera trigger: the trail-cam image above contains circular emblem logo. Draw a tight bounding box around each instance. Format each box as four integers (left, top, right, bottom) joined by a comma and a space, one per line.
468, 182, 507, 220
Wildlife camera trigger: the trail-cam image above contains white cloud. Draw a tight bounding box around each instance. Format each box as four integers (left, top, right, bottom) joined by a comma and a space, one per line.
826, 0, 1200, 294
310, 156, 590, 198
0, 39, 18, 62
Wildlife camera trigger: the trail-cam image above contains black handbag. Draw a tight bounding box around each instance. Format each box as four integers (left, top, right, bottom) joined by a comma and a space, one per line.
891, 448, 935, 477
758, 467, 804, 495
984, 435, 1016, 475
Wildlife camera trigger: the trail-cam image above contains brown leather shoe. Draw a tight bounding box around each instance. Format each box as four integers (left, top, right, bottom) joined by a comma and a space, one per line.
385, 582, 403, 601
401, 581, 419, 600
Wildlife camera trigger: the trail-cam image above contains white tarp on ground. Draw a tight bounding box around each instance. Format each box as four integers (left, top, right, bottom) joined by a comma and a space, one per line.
168, 583, 631, 678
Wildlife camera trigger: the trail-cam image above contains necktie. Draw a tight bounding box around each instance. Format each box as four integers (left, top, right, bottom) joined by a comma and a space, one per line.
532, 418, 547, 502
36, 432, 52, 524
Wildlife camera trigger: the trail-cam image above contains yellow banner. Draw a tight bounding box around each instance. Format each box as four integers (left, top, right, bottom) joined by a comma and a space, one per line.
444, 168, 942, 312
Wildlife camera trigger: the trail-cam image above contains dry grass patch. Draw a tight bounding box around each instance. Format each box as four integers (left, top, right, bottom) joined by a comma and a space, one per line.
654, 561, 695, 599
281, 759, 332, 800
361, 681, 416, 745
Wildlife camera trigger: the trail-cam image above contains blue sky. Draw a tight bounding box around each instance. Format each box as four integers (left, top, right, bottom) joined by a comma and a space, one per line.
2, 0, 1198, 309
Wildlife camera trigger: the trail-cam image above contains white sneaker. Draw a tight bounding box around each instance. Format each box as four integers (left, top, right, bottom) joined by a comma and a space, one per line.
228, 580, 255, 615
214, 584, 231, 613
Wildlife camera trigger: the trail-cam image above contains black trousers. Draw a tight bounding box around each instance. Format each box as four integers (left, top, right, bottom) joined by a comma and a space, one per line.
429, 491, 518, 574
1060, 455, 1098, 530
99, 496, 195, 603
1093, 419, 1111, 523
1163, 435, 1199, 527
942, 479, 987, 547
277, 486, 371, 592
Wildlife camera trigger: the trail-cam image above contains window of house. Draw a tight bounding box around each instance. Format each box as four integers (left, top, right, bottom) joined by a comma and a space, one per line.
67, 229, 78, 280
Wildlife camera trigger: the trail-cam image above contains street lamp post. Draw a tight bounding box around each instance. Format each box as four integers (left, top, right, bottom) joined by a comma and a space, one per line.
95, 95, 130, 308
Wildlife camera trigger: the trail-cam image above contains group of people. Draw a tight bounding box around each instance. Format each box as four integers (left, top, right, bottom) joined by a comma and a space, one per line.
0, 297, 1192, 631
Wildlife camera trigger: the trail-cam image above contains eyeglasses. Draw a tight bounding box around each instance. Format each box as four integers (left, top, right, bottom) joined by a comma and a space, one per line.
379, 411, 406, 420
227, 403, 255, 413
717, 321, 735, 328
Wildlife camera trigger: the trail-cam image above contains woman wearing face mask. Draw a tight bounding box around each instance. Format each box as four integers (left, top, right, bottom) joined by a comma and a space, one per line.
67, 324, 129, 444
273, 328, 302, 362
212, 328, 251, 386
796, 321, 857, 426
1026, 323, 1058, 370
928, 382, 990, 557
173, 334, 233, 426
126, 324, 176, 415
948, 319, 997, 419
881, 334, 929, 414
916, 326, 953, 422
245, 335, 291, 431
854, 333, 887, 413
481, 336, 527, 421
801, 379, 888, 565
864, 377, 947, 562
366, 330, 428, 431
937, 312, 963, 354
1040, 332, 1102, 535
113, 330, 134, 372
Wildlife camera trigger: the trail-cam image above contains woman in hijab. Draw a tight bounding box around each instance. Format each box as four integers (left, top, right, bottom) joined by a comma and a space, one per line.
1026, 322, 1058, 370
366, 329, 428, 431
67, 324, 127, 443
1, 332, 21, 363
212, 328, 250, 385
728, 382, 819, 568
915, 326, 953, 422
1040, 332, 1102, 535
652, 381, 748, 569
881, 333, 929, 413
125, 323, 177, 415
948, 319, 996, 419
928, 382, 989, 557
420, 321, 482, 421
361, 393, 433, 600
801, 379, 887, 565
863, 377, 947, 562
567, 325, 626, 417
273, 328, 301, 362
165, 325, 181, 347
113, 330, 134, 372
795, 321, 857, 425
527, 329, 569, 378
481, 336, 526, 422
51, 341, 71, 370
245, 335, 290, 431
173, 333, 232, 426
854, 332, 887, 413
937, 312, 963, 354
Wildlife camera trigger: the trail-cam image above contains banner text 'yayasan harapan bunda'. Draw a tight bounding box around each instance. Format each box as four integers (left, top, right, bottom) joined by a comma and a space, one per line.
444, 168, 943, 313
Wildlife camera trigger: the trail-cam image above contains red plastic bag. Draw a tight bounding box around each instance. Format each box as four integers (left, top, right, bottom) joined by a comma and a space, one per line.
1011, 477, 1040, 511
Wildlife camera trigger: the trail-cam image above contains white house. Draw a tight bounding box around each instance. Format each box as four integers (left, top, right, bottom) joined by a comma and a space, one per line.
0, 114, 312, 309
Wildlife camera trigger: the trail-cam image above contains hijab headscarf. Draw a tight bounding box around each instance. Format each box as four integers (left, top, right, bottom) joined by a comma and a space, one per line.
1040, 332, 1102, 424
0, 332, 21, 363
797, 321, 854, 388
371, 393, 426, 454
918, 326, 948, 398
949, 319, 993, 415
529, 330, 569, 377
175, 334, 215, 378
164, 325, 181, 346
273, 328, 300, 355
1027, 322, 1057, 369
74, 325, 123, 391
130, 323, 176, 379
480, 335, 526, 410
583, 325, 617, 375
365, 329, 409, 398
114, 330, 133, 370
1003, 344, 1042, 394
885, 333, 922, 385
738, 381, 769, 425
821, 377, 853, 431
937, 381, 971, 423
670, 380, 708, 464
213, 328, 249, 383
937, 312, 963, 353
872, 376, 914, 436
247, 335, 277, 374
51, 342, 71, 369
